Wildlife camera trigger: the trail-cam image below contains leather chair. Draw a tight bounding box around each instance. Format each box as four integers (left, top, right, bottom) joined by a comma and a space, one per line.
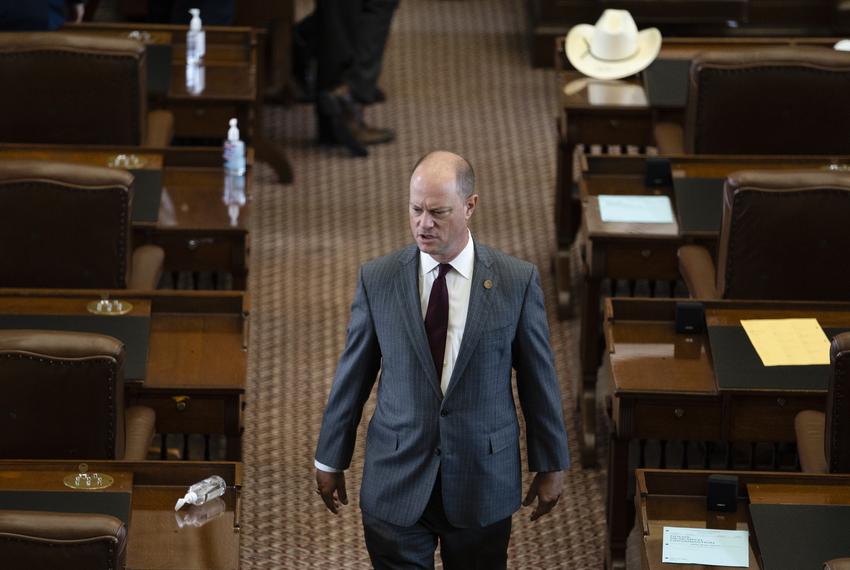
0, 32, 173, 147
0, 159, 164, 289
0, 330, 155, 461
825, 559, 850, 570
677, 170, 850, 300
654, 47, 850, 155
0, 510, 126, 570
795, 333, 850, 474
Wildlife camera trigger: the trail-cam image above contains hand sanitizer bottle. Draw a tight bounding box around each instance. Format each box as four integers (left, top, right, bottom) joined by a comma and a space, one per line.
187, 8, 206, 64
175, 475, 226, 510
223, 118, 246, 176
223, 118, 247, 226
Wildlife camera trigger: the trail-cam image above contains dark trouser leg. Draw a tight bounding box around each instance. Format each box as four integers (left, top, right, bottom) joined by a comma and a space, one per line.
350, 0, 400, 101
315, 0, 361, 92
423, 476, 512, 570
363, 511, 437, 570
363, 474, 512, 570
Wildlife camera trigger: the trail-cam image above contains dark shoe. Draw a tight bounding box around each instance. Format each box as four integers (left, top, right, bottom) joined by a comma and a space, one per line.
317, 87, 368, 157
353, 86, 387, 105
355, 124, 395, 145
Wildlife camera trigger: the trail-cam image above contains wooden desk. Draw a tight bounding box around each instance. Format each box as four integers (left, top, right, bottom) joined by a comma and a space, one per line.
0, 145, 251, 288
529, 0, 749, 67
604, 298, 850, 569
635, 469, 850, 570
529, 1, 847, 68
0, 460, 241, 570
571, 154, 849, 466
553, 35, 842, 250
0, 289, 247, 460
65, 22, 292, 183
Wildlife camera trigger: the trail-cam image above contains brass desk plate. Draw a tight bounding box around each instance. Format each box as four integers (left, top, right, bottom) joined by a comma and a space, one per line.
108, 153, 147, 168
63, 472, 115, 490
87, 299, 133, 316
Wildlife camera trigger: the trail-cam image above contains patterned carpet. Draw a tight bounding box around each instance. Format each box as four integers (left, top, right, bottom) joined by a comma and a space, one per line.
241, 1, 608, 567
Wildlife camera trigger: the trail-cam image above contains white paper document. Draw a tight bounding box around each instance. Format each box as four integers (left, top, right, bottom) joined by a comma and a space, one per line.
598, 195, 674, 224
662, 526, 749, 567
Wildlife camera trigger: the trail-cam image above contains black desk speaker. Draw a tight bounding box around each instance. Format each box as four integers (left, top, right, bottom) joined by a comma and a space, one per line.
645, 157, 673, 187
676, 301, 705, 334
707, 474, 738, 513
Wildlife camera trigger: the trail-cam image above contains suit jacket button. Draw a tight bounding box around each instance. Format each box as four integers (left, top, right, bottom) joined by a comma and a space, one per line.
440, 410, 448, 417
434, 448, 441, 456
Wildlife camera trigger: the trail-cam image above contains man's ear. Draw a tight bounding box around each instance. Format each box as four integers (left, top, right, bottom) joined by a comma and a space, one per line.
465, 194, 479, 219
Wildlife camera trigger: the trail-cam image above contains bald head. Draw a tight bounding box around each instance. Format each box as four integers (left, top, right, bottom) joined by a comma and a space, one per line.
408, 151, 478, 263
410, 151, 475, 199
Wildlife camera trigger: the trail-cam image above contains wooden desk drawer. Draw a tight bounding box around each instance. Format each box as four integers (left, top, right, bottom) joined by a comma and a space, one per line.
627, 399, 722, 440
566, 112, 653, 147
728, 394, 824, 442
169, 103, 244, 139
130, 391, 240, 435
604, 243, 679, 280
148, 232, 246, 273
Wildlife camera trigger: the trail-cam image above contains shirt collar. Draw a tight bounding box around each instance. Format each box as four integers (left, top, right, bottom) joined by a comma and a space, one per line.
419, 230, 474, 280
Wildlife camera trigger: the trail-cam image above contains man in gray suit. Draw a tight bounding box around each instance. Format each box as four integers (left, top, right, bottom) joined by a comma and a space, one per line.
315, 150, 570, 568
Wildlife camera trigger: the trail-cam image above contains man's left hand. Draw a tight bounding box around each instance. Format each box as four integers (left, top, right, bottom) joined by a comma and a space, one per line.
522, 471, 564, 521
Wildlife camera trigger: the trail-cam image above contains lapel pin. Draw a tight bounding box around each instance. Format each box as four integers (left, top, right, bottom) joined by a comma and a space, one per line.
483, 279, 493, 289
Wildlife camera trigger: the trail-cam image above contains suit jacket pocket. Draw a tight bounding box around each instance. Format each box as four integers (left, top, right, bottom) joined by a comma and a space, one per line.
367, 419, 399, 452
489, 423, 518, 455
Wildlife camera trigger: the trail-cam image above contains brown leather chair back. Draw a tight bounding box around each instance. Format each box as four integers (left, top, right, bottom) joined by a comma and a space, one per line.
826, 333, 850, 473
0, 510, 126, 570
0, 330, 127, 460
685, 47, 850, 154
0, 160, 134, 289
716, 170, 850, 300
0, 33, 147, 145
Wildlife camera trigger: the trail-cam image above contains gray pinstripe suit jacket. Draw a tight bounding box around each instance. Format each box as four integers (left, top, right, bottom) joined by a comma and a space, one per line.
315, 241, 570, 528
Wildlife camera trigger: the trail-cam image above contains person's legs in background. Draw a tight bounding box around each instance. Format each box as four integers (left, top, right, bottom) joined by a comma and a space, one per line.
350, 0, 400, 104
314, 0, 393, 157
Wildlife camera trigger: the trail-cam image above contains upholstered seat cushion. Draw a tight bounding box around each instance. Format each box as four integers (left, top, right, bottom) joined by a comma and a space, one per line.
0, 510, 126, 570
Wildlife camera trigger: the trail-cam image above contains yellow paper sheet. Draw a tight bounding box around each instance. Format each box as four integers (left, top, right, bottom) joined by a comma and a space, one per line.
740, 318, 831, 367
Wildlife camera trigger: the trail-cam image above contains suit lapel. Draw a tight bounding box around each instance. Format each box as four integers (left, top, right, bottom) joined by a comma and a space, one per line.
443, 243, 496, 402
394, 246, 444, 401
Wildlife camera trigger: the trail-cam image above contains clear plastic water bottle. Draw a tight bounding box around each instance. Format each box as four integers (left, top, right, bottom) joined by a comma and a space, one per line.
174, 475, 226, 510
186, 8, 206, 65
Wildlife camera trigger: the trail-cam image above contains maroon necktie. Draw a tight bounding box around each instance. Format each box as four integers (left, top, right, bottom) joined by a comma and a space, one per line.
424, 263, 451, 379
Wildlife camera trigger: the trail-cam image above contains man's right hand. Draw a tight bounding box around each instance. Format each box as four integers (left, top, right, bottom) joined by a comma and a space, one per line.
316, 469, 348, 514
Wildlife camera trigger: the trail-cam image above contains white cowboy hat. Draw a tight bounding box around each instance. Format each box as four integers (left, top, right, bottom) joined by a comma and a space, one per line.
565, 9, 662, 80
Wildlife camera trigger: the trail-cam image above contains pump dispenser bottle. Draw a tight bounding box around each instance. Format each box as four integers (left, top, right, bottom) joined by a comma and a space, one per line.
175, 475, 226, 510
186, 8, 206, 64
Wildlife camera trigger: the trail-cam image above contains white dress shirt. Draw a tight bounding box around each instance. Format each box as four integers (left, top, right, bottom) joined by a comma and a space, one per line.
316, 232, 475, 473
417, 231, 474, 396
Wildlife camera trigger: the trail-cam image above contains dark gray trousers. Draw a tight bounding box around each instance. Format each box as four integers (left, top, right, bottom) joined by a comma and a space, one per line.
299, 0, 399, 97
361, 474, 512, 570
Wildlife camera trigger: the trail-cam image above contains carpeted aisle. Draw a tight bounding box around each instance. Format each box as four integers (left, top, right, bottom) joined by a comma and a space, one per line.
241, 0, 607, 567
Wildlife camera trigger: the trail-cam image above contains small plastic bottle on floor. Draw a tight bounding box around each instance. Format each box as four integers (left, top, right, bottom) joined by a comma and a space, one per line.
174, 475, 226, 510
186, 8, 206, 65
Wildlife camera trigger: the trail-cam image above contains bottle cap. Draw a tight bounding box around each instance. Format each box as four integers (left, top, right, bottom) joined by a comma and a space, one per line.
174, 490, 197, 511
227, 118, 240, 142
189, 8, 202, 31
